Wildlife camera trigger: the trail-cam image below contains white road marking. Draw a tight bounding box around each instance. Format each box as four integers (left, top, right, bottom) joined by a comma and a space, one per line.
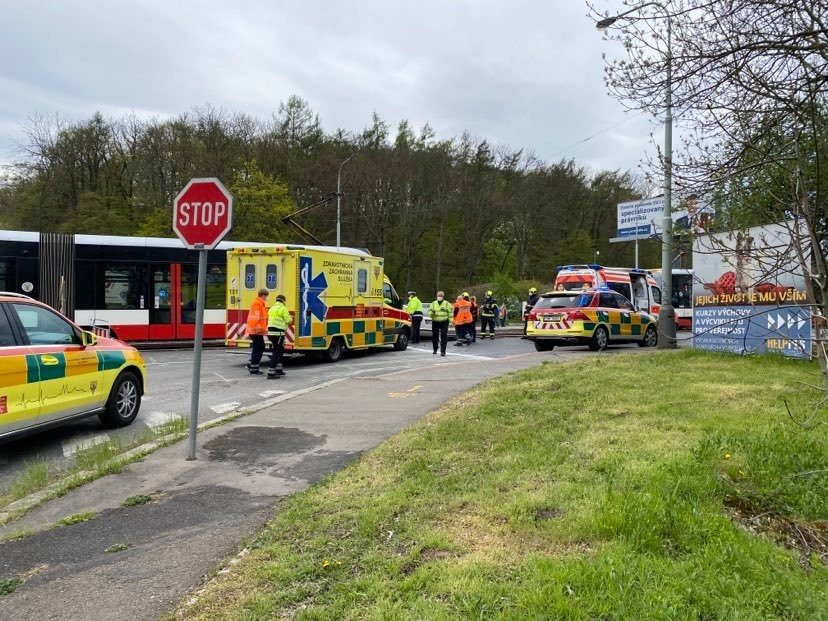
143, 410, 184, 429
210, 402, 241, 415
62, 434, 110, 457
213, 372, 232, 382
258, 390, 286, 398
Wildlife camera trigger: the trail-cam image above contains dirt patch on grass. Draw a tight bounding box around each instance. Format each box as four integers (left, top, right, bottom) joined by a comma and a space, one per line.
725, 495, 828, 565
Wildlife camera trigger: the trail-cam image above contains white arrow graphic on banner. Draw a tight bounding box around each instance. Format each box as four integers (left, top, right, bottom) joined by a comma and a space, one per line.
798, 318, 806, 330
767, 314, 774, 329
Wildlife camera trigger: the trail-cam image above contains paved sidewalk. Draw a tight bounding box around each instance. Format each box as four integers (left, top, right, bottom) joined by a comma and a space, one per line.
0, 351, 545, 621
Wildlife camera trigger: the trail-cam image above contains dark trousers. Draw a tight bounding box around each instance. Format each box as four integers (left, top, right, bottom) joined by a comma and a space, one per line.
470, 319, 477, 341
249, 334, 266, 367
431, 320, 449, 354
267, 332, 286, 374
481, 316, 496, 335
456, 323, 472, 343
411, 313, 422, 343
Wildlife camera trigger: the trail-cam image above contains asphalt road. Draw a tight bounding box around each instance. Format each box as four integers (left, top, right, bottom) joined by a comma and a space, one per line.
0, 337, 649, 494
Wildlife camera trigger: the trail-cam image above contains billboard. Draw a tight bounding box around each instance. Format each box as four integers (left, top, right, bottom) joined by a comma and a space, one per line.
616, 195, 713, 239
692, 221, 812, 359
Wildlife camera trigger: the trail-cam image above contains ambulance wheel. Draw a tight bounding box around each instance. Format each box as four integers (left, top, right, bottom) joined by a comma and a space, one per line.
99, 371, 141, 428
639, 324, 658, 348
589, 326, 609, 351
534, 340, 554, 352
393, 331, 409, 351
322, 337, 344, 363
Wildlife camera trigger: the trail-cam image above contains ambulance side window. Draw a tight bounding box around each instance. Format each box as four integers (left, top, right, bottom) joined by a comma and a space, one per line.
651, 286, 662, 304
357, 269, 368, 294
244, 264, 256, 290
265, 264, 277, 290
607, 282, 631, 300
11, 303, 78, 345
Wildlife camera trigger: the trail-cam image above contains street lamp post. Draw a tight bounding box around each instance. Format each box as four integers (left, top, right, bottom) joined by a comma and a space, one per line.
597, 2, 676, 349
336, 154, 356, 249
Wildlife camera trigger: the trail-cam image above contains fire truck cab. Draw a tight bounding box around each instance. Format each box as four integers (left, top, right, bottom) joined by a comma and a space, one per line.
554, 264, 662, 317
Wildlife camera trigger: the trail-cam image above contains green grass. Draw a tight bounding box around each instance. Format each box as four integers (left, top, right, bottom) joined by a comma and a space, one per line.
105, 542, 133, 553
122, 494, 153, 507
57, 511, 95, 526
175, 350, 828, 621
0, 576, 22, 596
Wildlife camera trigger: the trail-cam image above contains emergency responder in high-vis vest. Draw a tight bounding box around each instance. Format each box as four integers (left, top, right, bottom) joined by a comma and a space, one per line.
245, 288, 269, 374
266, 294, 293, 379
429, 291, 452, 356
453, 292, 474, 346
407, 291, 423, 344
523, 287, 539, 336
480, 290, 497, 339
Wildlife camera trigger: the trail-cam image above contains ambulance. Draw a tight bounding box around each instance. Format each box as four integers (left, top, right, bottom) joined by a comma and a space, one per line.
554, 264, 662, 316
225, 245, 411, 362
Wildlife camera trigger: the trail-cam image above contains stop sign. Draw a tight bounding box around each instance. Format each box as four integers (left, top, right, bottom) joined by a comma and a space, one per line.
173, 178, 233, 249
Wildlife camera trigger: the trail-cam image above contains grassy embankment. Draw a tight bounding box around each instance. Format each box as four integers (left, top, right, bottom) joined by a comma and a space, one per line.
177, 350, 828, 620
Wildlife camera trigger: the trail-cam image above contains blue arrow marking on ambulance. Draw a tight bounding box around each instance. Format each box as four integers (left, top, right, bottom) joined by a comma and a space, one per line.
299, 256, 328, 337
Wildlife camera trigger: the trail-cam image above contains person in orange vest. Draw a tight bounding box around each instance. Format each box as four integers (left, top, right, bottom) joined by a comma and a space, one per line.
245, 288, 269, 374
453, 292, 474, 346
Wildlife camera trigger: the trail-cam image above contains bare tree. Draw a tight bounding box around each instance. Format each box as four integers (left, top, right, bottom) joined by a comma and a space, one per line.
591, 0, 828, 393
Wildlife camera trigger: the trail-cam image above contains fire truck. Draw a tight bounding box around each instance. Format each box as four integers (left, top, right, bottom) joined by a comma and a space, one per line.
226, 245, 410, 362
553, 264, 662, 316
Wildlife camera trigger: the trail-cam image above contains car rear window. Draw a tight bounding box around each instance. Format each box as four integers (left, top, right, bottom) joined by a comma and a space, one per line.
534, 293, 593, 309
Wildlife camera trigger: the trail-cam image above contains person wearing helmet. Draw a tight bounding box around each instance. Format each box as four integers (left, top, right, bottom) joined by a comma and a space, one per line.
453, 292, 474, 345
523, 287, 540, 336
480, 290, 498, 339
266, 293, 293, 379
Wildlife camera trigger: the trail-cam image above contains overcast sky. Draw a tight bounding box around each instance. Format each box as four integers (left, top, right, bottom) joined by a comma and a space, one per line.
0, 0, 659, 177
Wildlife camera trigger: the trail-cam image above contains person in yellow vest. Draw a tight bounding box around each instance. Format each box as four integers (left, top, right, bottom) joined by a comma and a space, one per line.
429, 291, 452, 356
245, 288, 269, 374
453, 292, 474, 346
266, 294, 293, 379
407, 291, 423, 344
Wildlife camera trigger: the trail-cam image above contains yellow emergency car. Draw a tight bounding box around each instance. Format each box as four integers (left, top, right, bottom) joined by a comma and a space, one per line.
226, 245, 411, 362
0, 292, 146, 443
526, 288, 658, 351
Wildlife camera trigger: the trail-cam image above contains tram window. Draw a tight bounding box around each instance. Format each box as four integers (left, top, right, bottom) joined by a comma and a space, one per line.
265, 264, 277, 290
207, 264, 225, 309
100, 264, 143, 310
244, 264, 256, 290
74, 261, 96, 309
0, 260, 10, 292
357, 268, 367, 294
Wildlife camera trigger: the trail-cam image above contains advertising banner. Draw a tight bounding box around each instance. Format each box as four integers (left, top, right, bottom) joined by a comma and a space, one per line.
616, 195, 714, 239
692, 221, 812, 359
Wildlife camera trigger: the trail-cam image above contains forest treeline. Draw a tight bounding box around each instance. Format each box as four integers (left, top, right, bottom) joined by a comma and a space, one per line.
0, 96, 662, 296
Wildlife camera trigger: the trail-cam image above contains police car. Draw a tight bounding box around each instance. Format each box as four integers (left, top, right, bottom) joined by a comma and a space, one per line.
0, 292, 147, 443
526, 288, 658, 351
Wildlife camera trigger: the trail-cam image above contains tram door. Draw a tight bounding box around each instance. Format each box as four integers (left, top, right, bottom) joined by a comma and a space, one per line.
148, 265, 175, 340
178, 263, 226, 339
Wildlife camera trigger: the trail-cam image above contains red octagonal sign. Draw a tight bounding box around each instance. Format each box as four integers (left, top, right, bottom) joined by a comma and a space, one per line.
173, 178, 234, 249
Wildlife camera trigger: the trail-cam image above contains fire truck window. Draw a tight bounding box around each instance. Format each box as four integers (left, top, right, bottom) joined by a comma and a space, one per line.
244, 264, 256, 290
357, 268, 368, 294
265, 264, 277, 290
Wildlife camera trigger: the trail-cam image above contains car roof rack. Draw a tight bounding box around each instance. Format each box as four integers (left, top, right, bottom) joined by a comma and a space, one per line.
0, 291, 34, 300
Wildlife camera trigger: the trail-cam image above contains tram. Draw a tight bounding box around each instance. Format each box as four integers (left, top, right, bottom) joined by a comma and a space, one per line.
0, 230, 251, 342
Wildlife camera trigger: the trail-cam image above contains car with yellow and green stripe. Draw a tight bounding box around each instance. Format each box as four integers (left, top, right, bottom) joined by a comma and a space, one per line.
526, 288, 658, 352
0, 292, 146, 443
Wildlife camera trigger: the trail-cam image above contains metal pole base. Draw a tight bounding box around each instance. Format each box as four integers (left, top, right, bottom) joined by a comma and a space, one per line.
657, 304, 678, 349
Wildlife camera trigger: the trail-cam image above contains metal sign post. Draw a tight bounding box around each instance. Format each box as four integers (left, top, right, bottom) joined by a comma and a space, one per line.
173, 177, 233, 460
188, 246, 208, 460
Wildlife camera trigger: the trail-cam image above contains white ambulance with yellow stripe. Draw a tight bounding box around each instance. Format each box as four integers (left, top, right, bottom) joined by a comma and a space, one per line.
0, 293, 146, 443
225, 245, 411, 362
526, 288, 658, 351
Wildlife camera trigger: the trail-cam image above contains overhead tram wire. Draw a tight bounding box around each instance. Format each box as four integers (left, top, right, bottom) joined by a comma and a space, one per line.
546, 110, 647, 161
